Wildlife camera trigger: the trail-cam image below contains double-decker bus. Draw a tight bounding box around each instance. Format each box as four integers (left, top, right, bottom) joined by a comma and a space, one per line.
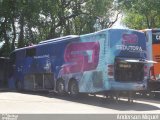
142, 29, 160, 92
9, 28, 149, 97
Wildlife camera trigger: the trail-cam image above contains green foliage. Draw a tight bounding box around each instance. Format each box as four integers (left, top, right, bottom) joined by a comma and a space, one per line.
0, 0, 117, 57
122, 13, 146, 29
118, 0, 160, 29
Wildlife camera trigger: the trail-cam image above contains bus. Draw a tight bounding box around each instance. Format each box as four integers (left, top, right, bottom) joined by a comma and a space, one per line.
9, 28, 149, 97
141, 29, 160, 92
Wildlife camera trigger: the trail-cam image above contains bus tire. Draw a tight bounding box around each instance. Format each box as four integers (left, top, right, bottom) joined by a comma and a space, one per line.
56, 79, 65, 96
69, 80, 79, 98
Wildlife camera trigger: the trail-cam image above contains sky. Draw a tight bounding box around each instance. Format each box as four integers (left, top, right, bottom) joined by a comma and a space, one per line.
0, 41, 4, 48
111, 15, 127, 29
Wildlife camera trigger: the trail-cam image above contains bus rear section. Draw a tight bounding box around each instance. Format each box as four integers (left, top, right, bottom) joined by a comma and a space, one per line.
107, 29, 148, 92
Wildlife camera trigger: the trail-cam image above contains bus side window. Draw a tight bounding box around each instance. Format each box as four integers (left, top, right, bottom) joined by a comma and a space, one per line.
26, 48, 36, 57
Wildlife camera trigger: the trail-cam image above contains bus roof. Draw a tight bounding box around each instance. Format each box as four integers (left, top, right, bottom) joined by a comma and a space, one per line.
13, 35, 80, 52
12, 28, 143, 53
39, 35, 79, 44
140, 28, 160, 31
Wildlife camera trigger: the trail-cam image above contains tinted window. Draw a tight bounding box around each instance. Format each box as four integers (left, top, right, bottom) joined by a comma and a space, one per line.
26, 48, 36, 57
152, 30, 160, 44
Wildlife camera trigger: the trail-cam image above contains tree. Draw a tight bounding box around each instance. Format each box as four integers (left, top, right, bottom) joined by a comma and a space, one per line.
0, 0, 119, 57
118, 0, 160, 29
0, 0, 14, 56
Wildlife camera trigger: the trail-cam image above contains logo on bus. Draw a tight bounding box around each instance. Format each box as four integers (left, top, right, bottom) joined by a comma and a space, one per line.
122, 34, 138, 45
116, 33, 142, 52
62, 42, 100, 74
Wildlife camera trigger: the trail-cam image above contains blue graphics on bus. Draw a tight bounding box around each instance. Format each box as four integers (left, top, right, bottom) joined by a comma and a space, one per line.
10, 29, 148, 93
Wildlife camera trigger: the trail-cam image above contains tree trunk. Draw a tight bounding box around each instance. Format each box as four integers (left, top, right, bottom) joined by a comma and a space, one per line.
2, 18, 10, 57
145, 15, 151, 29
18, 15, 25, 48
28, 24, 35, 43
11, 18, 16, 51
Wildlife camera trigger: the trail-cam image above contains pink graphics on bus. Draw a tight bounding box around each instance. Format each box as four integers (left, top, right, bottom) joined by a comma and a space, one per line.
10, 29, 148, 94
63, 42, 100, 74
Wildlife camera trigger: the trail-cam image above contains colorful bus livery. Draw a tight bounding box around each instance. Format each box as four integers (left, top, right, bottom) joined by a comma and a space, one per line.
10, 29, 148, 96
62, 41, 100, 74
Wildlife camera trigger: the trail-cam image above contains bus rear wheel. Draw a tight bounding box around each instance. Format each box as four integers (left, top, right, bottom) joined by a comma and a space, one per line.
69, 80, 79, 98
56, 80, 65, 96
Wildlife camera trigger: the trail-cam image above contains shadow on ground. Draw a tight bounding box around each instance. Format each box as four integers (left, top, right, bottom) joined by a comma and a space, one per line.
2, 90, 159, 112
